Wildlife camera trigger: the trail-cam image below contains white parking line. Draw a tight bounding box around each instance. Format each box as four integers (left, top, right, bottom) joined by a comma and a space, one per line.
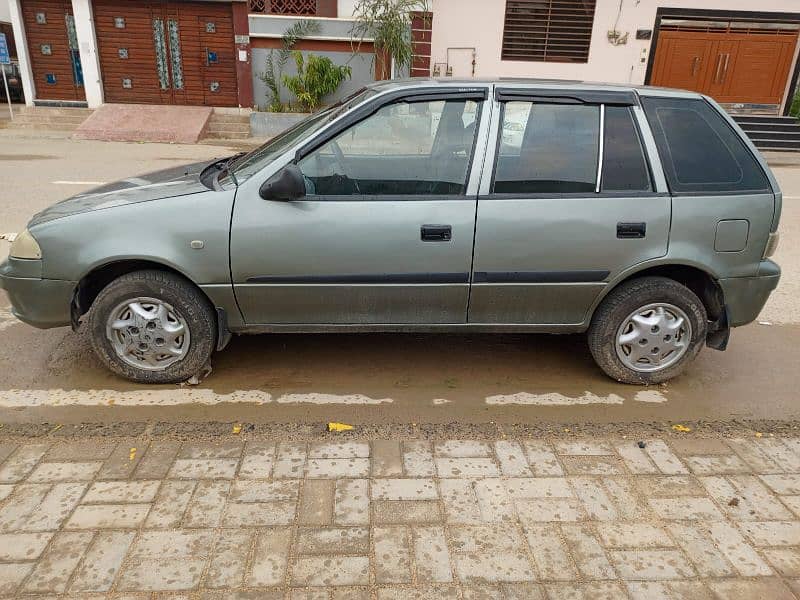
52, 180, 106, 185
276, 393, 392, 404
486, 392, 625, 405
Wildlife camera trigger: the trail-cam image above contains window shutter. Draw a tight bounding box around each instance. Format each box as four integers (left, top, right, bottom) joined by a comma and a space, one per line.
501, 0, 597, 63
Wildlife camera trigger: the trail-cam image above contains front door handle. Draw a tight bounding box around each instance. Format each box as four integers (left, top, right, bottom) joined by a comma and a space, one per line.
421, 224, 452, 242
617, 222, 646, 239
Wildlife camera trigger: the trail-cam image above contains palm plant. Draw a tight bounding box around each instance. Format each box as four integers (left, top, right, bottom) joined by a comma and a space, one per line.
283, 52, 352, 112
259, 19, 320, 111
350, 0, 430, 79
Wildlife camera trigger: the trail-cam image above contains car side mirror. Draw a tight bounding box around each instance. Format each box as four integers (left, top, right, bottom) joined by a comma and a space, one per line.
259, 164, 306, 201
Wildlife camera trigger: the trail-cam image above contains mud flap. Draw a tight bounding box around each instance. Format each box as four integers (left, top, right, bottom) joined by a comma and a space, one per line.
216, 307, 233, 351
706, 307, 730, 351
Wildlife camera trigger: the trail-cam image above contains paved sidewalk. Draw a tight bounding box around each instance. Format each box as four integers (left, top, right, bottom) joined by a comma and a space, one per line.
2, 436, 800, 598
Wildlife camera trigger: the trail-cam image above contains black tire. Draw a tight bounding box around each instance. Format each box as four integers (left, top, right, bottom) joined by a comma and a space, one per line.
588, 276, 707, 385
87, 270, 216, 384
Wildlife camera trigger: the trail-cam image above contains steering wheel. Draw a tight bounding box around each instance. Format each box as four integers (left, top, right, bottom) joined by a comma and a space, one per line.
330, 140, 361, 194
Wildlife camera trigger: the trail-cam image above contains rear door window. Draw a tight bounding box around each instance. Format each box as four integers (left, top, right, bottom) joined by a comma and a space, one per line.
493, 102, 600, 194
601, 106, 652, 193
641, 97, 770, 194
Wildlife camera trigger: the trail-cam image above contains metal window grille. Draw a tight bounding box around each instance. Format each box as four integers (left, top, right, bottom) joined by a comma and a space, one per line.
248, 0, 317, 15
501, 0, 597, 63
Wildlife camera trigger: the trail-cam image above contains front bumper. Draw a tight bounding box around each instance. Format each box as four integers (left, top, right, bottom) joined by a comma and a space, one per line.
719, 260, 781, 327
0, 258, 74, 329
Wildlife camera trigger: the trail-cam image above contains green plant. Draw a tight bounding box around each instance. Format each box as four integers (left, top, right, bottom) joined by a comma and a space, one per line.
258, 19, 320, 111
282, 52, 352, 112
791, 91, 800, 118
350, 0, 430, 78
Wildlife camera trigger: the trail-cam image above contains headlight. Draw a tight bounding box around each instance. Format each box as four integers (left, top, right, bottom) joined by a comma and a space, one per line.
9, 229, 42, 259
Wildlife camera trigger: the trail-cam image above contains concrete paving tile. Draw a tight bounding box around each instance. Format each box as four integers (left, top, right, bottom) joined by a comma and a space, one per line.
69, 530, 135, 592
403, 441, 436, 477
372, 478, 437, 500
144, 480, 196, 528
374, 526, 412, 583
97, 440, 148, 480
306, 458, 370, 478
238, 442, 276, 479
129, 530, 215, 559
610, 549, 695, 580
133, 441, 180, 480
247, 528, 291, 586
334, 479, 369, 526
544, 581, 628, 600
118, 559, 206, 591
82, 480, 160, 503
454, 552, 535, 583
504, 477, 573, 499
0, 483, 50, 531
522, 441, 563, 476
414, 526, 452, 583
555, 441, 614, 456
561, 524, 615, 580
494, 441, 533, 477
0, 484, 13, 502
45, 440, 116, 461
309, 442, 370, 459
376, 585, 460, 599
647, 497, 723, 520
223, 501, 296, 526
296, 527, 370, 555
501, 582, 545, 599
739, 521, 800, 546
708, 522, 773, 576
184, 480, 230, 527
569, 477, 617, 521
178, 441, 243, 459
440, 479, 482, 524
0, 563, 34, 596
560, 456, 622, 476
474, 478, 515, 522
21, 482, 87, 531
371, 440, 403, 477
23, 531, 94, 593
273, 443, 307, 479
761, 473, 800, 494
66, 504, 150, 529
206, 529, 252, 588
668, 523, 733, 577
168, 458, 238, 479
633, 475, 704, 497
230, 479, 299, 502
289, 556, 370, 586
686, 455, 749, 475
728, 438, 783, 474
524, 524, 577, 581
373, 500, 441, 524
0, 444, 49, 483
515, 498, 585, 523
0, 532, 53, 560
434, 441, 492, 458
27, 461, 101, 482
708, 577, 796, 600
435, 458, 500, 478
298, 479, 334, 525
643, 440, 688, 475
450, 524, 521, 553
763, 548, 800, 576
595, 523, 671, 549
615, 442, 658, 474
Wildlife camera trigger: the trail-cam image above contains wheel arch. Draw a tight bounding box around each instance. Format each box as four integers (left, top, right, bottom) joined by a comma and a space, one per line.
71, 258, 216, 328
589, 262, 725, 326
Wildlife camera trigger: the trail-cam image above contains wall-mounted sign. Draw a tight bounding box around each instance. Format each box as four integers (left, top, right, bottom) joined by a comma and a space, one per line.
118, 48, 128, 59
209, 81, 220, 92
122, 77, 132, 88
46, 73, 57, 84
114, 17, 125, 29
206, 22, 216, 33
41, 44, 52, 55
36, 12, 47, 24
234, 35, 249, 45
636, 29, 653, 40
207, 50, 218, 64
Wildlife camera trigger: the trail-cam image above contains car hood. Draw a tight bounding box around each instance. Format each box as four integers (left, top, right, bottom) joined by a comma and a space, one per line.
29, 160, 213, 227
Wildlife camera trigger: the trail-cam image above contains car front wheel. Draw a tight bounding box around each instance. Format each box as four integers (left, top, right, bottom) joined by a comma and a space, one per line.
588, 276, 707, 384
87, 270, 216, 384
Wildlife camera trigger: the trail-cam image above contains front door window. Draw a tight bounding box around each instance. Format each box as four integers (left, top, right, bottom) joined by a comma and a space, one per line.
298, 98, 481, 197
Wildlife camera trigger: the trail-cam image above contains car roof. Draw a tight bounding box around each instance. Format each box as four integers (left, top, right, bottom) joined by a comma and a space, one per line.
365, 77, 704, 100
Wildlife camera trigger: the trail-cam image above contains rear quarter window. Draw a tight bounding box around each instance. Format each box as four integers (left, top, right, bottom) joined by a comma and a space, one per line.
641, 97, 771, 194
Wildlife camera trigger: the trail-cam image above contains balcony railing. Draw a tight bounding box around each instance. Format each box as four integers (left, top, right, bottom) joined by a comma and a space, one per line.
248, 0, 318, 15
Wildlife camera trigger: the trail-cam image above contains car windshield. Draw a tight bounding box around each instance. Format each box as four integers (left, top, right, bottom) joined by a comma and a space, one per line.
226, 87, 377, 184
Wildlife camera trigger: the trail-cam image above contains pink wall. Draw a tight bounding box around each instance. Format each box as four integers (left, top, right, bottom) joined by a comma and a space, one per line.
429, 0, 800, 86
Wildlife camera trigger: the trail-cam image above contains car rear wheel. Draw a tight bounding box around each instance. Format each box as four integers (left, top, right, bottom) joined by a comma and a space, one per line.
87, 270, 215, 384
588, 276, 707, 384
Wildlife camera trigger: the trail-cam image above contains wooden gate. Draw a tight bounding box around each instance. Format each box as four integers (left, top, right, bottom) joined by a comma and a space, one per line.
651, 25, 798, 108
23, 0, 86, 101
93, 0, 238, 106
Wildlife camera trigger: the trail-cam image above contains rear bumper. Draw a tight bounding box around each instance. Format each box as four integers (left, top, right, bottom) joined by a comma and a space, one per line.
0, 259, 74, 329
719, 260, 781, 327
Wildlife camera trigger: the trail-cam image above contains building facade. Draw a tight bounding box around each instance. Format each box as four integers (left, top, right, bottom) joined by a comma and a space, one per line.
6, 0, 800, 116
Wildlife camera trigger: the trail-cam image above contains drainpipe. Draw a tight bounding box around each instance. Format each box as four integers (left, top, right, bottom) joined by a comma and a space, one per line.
70, 0, 104, 108
8, 0, 35, 106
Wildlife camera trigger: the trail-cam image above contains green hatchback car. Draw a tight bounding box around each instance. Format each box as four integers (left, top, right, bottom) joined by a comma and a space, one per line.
0, 79, 782, 384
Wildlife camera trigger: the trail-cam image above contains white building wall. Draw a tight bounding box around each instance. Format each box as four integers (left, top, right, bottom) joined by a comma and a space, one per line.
0, 0, 11, 23
429, 0, 800, 84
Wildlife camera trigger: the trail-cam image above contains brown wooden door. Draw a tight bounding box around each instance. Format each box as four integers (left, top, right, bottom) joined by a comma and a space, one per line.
650, 33, 715, 95
23, 0, 86, 101
652, 29, 799, 108
93, 0, 238, 106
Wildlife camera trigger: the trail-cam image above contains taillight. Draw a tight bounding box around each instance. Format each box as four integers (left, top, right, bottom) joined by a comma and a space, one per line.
764, 232, 780, 258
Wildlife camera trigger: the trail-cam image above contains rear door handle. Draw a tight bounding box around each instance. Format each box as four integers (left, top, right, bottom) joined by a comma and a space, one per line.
421, 224, 452, 242
617, 222, 646, 239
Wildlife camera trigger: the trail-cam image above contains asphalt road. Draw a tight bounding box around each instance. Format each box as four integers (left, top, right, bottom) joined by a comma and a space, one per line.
1, 130, 799, 425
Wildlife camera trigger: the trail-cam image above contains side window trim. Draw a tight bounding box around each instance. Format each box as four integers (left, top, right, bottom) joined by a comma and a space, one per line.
632, 105, 668, 194
595, 104, 605, 193
295, 88, 489, 162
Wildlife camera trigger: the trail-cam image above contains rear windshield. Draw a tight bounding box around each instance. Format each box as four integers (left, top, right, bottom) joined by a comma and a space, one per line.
641, 97, 771, 194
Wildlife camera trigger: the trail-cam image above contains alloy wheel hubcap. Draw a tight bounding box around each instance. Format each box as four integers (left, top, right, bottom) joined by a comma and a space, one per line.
106, 297, 190, 371
615, 302, 691, 373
